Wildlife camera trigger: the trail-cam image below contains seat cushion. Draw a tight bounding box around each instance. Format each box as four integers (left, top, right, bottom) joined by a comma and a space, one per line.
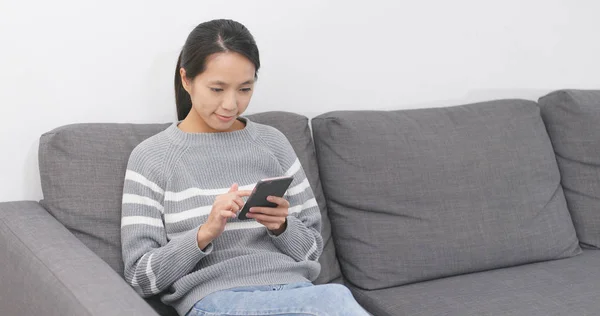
539, 90, 600, 249
311, 100, 581, 291
38, 112, 341, 283
349, 250, 600, 316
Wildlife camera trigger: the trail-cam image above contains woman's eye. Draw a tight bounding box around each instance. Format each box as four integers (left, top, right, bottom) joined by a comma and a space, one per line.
240, 88, 252, 92
210, 88, 223, 92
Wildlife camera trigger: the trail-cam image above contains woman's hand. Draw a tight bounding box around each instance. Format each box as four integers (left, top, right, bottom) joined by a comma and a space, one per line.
197, 183, 252, 249
246, 195, 289, 235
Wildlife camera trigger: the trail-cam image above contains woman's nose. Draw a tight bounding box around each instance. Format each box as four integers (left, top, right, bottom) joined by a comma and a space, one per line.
222, 93, 237, 111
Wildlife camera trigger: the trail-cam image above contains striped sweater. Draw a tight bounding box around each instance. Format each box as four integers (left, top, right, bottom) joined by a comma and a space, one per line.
120, 117, 323, 316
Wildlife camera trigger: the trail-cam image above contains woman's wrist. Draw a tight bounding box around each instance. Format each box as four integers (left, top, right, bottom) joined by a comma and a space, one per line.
269, 219, 287, 236
197, 226, 214, 250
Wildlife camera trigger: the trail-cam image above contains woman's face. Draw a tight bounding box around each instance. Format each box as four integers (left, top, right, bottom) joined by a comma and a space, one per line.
181, 51, 256, 133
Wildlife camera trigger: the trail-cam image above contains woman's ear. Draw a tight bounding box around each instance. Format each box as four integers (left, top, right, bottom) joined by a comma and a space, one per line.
180, 68, 191, 93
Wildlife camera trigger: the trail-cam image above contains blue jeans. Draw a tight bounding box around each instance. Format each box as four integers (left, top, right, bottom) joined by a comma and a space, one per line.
185, 282, 370, 316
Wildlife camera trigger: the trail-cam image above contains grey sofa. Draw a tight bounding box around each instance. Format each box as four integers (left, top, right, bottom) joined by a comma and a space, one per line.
1, 89, 599, 316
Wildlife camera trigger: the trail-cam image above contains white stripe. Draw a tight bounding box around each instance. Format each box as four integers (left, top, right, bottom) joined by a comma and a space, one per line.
130, 253, 147, 291
125, 170, 164, 195
305, 241, 318, 260
130, 271, 139, 290
287, 178, 310, 196
122, 194, 164, 214
288, 198, 318, 214
164, 205, 212, 224
284, 158, 301, 177
146, 253, 159, 294
165, 183, 255, 202
121, 216, 163, 228
131, 273, 138, 288
165, 222, 264, 239
224, 221, 264, 231
165, 221, 264, 236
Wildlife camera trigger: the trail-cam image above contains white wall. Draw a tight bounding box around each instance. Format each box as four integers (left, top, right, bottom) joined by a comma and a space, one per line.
1, 0, 599, 202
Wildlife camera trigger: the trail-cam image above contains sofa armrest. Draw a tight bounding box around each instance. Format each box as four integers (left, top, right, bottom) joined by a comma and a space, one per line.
0, 201, 159, 316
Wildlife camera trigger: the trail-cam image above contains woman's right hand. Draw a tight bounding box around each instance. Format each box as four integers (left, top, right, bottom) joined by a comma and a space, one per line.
197, 183, 252, 249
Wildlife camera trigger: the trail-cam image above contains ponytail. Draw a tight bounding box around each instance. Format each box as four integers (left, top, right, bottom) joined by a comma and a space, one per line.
174, 51, 192, 121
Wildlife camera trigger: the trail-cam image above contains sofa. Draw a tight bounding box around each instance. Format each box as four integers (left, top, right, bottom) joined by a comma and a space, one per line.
1, 89, 599, 315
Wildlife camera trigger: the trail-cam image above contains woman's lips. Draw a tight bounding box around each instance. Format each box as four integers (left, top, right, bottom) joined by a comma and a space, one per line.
216, 114, 235, 122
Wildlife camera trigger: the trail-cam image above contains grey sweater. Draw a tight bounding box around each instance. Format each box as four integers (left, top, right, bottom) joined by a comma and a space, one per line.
120, 117, 323, 316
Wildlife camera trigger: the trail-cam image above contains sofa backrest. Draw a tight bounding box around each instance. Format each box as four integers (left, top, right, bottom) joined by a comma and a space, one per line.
311, 99, 581, 291
539, 90, 600, 249
38, 111, 342, 285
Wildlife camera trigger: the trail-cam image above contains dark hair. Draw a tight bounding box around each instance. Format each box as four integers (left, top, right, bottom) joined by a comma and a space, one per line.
174, 19, 260, 120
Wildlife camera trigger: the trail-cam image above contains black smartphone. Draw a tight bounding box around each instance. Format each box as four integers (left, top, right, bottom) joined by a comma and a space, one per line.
237, 176, 294, 220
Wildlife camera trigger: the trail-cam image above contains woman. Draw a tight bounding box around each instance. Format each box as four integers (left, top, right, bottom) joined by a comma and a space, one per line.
121, 19, 368, 316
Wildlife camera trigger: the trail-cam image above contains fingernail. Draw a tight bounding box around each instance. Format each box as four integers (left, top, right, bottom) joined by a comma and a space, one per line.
266, 196, 272, 201
249, 208, 255, 212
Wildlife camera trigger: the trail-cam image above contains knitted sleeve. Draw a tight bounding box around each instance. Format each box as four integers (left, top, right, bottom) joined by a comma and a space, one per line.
120, 141, 212, 297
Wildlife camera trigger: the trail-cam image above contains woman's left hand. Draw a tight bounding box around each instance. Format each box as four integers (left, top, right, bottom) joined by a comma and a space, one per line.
246, 195, 289, 235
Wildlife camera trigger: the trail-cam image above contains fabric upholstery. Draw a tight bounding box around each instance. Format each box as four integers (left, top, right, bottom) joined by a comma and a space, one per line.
0, 201, 158, 316
539, 90, 600, 249
311, 100, 581, 290
350, 250, 600, 316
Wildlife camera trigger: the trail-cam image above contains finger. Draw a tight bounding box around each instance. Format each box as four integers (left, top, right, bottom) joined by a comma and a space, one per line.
247, 213, 287, 223
266, 195, 290, 208
235, 190, 253, 197
229, 201, 240, 212
219, 209, 236, 218
233, 196, 245, 208
249, 206, 288, 217
228, 183, 238, 193
217, 199, 238, 212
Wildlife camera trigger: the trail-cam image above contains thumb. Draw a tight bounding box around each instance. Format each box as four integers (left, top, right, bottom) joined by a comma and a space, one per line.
228, 183, 238, 193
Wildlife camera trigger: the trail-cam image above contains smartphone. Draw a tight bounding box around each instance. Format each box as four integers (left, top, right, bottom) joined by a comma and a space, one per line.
237, 176, 294, 220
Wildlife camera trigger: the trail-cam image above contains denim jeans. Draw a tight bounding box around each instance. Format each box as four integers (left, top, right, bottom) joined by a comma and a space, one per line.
185, 282, 370, 316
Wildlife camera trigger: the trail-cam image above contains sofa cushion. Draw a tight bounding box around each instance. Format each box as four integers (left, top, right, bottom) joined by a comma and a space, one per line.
311, 99, 581, 291
539, 90, 600, 249
349, 250, 600, 316
38, 112, 341, 284
39, 122, 168, 275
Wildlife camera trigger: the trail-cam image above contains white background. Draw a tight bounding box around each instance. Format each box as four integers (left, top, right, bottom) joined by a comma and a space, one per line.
1, 0, 599, 202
